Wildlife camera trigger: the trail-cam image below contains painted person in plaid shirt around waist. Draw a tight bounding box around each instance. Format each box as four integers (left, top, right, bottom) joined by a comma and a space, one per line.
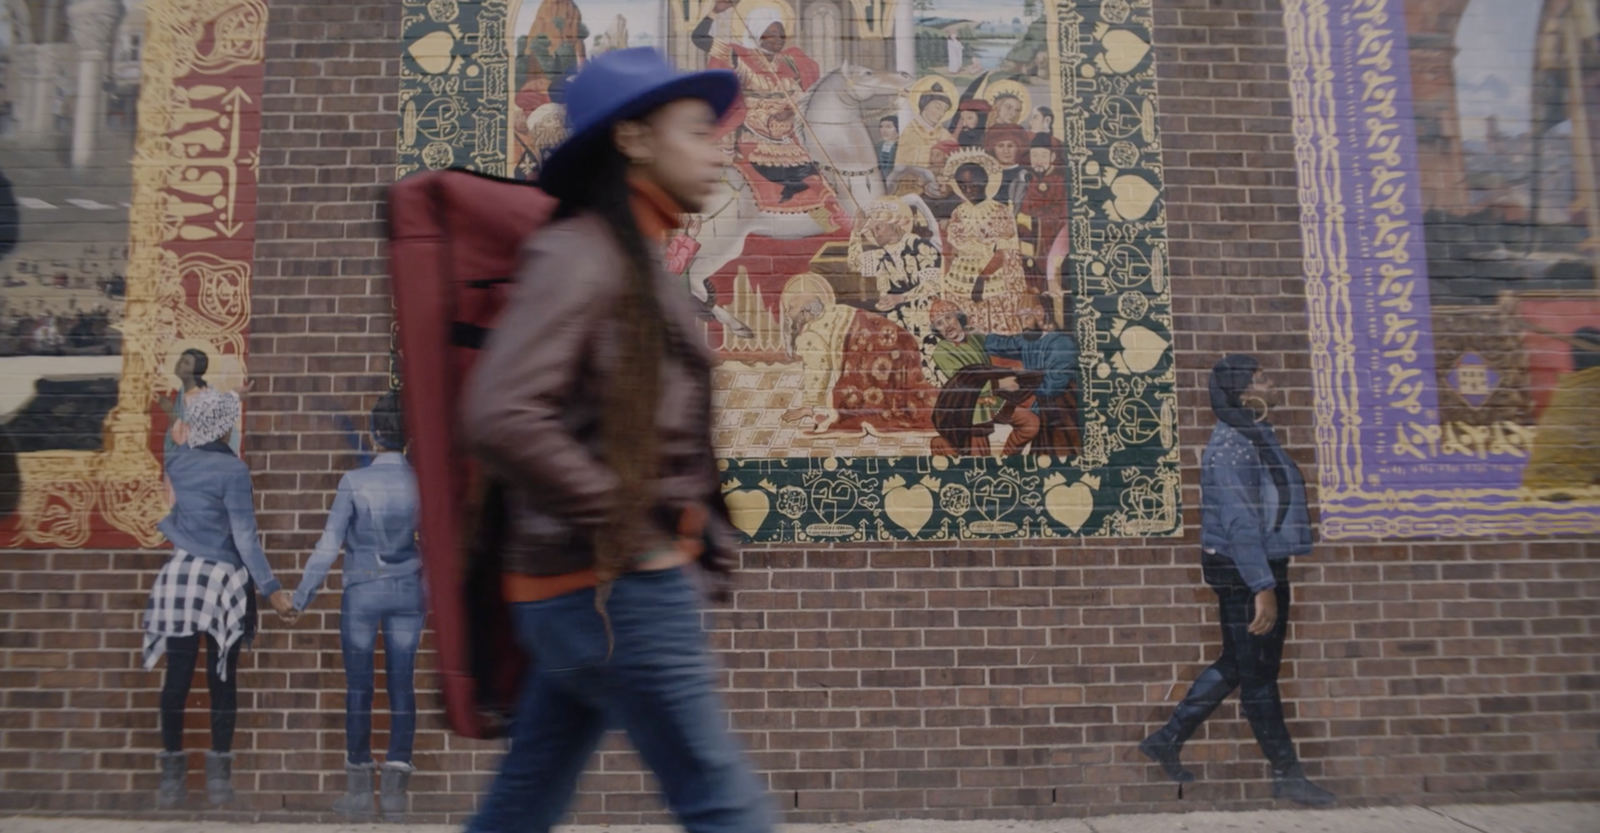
147, 387, 296, 810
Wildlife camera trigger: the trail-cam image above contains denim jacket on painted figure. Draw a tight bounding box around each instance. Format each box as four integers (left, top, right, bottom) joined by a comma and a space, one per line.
159, 443, 281, 598
293, 453, 422, 610
1199, 421, 1313, 593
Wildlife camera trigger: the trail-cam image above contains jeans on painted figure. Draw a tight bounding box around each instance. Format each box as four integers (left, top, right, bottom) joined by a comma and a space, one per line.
1149, 551, 1298, 768
342, 574, 426, 766
468, 567, 772, 833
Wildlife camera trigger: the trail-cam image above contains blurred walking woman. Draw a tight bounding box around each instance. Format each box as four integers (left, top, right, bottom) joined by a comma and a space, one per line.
1139, 355, 1334, 806
143, 388, 295, 808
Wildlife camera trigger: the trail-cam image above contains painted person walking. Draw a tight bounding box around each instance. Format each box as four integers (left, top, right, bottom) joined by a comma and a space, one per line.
144, 388, 295, 808
291, 391, 425, 821
461, 48, 771, 833
1139, 355, 1335, 806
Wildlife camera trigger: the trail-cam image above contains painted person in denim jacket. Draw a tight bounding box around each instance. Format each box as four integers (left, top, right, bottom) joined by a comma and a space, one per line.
1140, 355, 1334, 806
291, 392, 424, 821
150, 387, 294, 809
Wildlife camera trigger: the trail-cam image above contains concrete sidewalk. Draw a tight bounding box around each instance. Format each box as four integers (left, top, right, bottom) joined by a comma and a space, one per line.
1, 803, 1595, 833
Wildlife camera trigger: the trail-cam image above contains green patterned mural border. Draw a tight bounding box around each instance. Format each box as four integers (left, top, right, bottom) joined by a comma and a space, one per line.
398, 0, 513, 178
396, 0, 1179, 541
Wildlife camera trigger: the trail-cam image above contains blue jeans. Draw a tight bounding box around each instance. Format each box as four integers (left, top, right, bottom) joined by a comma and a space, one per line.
468, 568, 772, 833
342, 573, 426, 766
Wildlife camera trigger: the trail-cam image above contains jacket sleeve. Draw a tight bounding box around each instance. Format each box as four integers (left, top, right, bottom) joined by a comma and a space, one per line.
1208, 443, 1277, 593
293, 474, 354, 610
461, 227, 619, 530
224, 464, 281, 597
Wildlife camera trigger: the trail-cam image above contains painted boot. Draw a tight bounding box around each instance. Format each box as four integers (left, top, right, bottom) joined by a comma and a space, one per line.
204, 751, 235, 806
379, 762, 414, 821
333, 762, 376, 820
1138, 733, 1196, 784
1272, 763, 1337, 807
156, 751, 187, 809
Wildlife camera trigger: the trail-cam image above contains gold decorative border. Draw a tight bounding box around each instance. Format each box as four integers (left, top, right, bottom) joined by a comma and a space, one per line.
1283, 0, 1600, 539
9, 0, 267, 548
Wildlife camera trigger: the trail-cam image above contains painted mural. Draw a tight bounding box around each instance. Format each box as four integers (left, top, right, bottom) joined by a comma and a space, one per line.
398, 0, 1180, 541
0, 0, 266, 548
1286, 0, 1600, 538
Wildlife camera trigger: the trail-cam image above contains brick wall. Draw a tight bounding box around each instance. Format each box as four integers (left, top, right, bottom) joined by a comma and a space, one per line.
0, 0, 1596, 824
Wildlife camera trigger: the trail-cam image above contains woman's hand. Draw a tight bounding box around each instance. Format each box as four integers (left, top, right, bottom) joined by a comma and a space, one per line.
1248, 588, 1278, 636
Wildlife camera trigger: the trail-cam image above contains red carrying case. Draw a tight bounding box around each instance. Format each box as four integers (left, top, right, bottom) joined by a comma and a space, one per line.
386, 169, 557, 739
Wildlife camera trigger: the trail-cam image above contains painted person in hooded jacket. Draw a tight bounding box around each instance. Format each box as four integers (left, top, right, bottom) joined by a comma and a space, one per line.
1139, 355, 1335, 807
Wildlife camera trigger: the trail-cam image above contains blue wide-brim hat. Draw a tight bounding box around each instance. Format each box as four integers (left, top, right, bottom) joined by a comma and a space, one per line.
540, 48, 740, 196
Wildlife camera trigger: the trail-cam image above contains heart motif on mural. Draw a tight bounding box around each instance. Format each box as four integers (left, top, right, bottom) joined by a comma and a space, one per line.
882, 476, 935, 537
724, 488, 771, 538
1044, 474, 1102, 533
971, 476, 1020, 524
810, 479, 859, 527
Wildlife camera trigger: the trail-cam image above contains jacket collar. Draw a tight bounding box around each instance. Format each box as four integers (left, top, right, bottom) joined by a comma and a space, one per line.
628, 176, 684, 240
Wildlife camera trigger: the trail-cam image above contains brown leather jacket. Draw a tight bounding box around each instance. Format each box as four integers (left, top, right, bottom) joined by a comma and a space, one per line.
461, 212, 738, 578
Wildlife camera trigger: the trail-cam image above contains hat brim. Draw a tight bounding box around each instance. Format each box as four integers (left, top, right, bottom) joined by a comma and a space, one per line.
540, 69, 741, 195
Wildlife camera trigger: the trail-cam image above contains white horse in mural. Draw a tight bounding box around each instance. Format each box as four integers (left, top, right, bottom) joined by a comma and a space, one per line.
687, 63, 919, 337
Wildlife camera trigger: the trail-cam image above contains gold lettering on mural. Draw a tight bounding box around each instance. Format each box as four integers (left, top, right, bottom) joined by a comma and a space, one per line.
1350, 0, 1433, 429
1442, 421, 1535, 460
167, 86, 254, 239
1395, 420, 1535, 464
1392, 421, 1440, 460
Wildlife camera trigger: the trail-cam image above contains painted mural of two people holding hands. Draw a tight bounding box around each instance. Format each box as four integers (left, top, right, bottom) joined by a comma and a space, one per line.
145, 390, 423, 821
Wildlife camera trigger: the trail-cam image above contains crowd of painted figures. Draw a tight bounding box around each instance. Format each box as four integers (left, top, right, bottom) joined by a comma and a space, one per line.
733, 58, 1078, 455
501, 2, 1080, 458
834, 80, 1080, 459
690, 4, 1079, 458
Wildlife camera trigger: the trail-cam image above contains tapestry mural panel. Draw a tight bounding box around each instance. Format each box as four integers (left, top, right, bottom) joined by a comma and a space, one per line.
397, 0, 1178, 541
0, 0, 267, 548
1285, 0, 1600, 538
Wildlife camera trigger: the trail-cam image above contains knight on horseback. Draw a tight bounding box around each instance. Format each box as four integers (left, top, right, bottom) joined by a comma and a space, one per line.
691, 0, 833, 211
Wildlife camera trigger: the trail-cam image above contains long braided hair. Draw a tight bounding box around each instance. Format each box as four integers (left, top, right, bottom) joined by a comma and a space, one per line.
547, 134, 668, 651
